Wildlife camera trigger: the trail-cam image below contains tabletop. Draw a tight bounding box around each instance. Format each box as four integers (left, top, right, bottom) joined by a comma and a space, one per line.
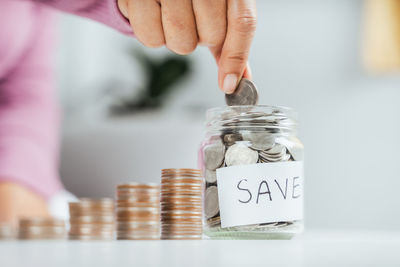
1, 230, 399, 267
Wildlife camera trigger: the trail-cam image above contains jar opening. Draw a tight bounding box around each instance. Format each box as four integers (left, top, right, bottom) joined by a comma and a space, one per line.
205, 105, 297, 135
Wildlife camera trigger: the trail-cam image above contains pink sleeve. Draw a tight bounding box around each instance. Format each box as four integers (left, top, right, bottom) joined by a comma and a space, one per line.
0, 0, 132, 199
28, 0, 133, 35
0, 8, 62, 199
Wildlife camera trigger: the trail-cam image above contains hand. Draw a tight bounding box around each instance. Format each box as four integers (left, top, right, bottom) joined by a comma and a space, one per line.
0, 182, 48, 226
117, 0, 257, 94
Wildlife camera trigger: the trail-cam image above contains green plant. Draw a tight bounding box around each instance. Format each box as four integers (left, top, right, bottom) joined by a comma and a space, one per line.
110, 49, 191, 115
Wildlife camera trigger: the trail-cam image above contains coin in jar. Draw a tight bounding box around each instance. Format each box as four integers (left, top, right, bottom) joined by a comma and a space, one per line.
225, 78, 259, 106
242, 132, 275, 151
204, 169, 217, 184
222, 133, 243, 146
225, 143, 259, 166
276, 137, 304, 161
204, 139, 225, 170
264, 143, 287, 156
204, 186, 219, 219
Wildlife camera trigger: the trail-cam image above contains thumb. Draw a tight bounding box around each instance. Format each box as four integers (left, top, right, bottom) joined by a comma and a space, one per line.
217, 0, 256, 94
209, 47, 253, 93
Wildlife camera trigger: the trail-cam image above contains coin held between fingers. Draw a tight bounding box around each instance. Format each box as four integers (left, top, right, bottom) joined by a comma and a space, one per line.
225, 78, 259, 106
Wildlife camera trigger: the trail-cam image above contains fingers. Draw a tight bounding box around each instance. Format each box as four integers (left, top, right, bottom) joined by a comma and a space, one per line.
126, 0, 165, 48
192, 0, 227, 48
160, 0, 198, 55
218, 0, 257, 94
243, 62, 252, 79
210, 46, 252, 85
120, 0, 256, 94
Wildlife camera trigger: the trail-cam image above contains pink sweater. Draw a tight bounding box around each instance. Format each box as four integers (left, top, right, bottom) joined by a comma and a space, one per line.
0, 0, 132, 199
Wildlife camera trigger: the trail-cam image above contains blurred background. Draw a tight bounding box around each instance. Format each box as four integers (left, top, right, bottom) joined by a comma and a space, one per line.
57, 0, 400, 231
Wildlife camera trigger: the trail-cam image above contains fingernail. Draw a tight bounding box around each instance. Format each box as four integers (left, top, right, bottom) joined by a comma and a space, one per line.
223, 74, 238, 94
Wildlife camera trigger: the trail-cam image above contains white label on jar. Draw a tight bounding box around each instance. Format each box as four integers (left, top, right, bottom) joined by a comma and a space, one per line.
216, 161, 304, 228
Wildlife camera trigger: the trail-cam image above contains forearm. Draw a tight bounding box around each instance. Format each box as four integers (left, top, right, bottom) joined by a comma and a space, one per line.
24, 0, 132, 35
0, 7, 62, 200
0, 81, 62, 200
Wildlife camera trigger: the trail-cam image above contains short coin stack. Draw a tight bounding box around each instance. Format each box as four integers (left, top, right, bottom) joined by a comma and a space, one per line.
18, 217, 66, 240
0, 223, 15, 240
161, 169, 203, 240
69, 198, 114, 240
116, 183, 160, 240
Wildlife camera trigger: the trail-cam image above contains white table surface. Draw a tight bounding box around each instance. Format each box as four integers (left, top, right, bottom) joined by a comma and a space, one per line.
1, 230, 399, 267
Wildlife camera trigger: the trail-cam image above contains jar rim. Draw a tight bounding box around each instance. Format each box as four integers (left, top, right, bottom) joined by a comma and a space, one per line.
205, 105, 298, 135
206, 105, 297, 119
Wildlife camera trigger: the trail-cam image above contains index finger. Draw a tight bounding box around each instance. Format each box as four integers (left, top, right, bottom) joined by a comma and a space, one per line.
217, 0, 257, 94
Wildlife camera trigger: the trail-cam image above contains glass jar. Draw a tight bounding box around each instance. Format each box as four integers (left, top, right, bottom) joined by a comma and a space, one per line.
199, 105, 304, 240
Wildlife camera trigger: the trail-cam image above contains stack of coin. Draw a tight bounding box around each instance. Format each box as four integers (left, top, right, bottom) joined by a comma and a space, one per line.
116, 183, 160, 240
69, 198, 114, 240
0, 223, 15, 240
18, 217, 66, 240
161, 169, 203, 240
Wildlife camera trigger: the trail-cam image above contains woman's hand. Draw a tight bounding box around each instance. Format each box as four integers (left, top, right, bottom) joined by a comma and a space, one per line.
117, 0, 257, 94
0, 182, 48, 226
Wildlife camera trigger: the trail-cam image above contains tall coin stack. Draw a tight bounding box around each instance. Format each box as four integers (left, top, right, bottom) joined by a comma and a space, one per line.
69, 198, 114, 240
18, 217, 66, 240
161, 169, 203, 240
116, 183, 160, 240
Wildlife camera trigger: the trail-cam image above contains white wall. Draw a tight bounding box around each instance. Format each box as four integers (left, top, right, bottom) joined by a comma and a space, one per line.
58, 0, 400, 230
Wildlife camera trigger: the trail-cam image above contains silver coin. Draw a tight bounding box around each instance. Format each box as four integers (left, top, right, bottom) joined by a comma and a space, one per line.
264, 144, 287, 155
225, 78, 259, 106
259, 151, 285, 159
281, 153, 291, 161
204, 139, 225, 170
207, 220, 221, 227
223, 133, 243, 145
259, 152, 291, 163
204, 186, 219, 219
225, 143, 259, 166
287, 144, 303, 161
205, 169, 217, 184
242, 132, 275, 151
275, 137, 304, 161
